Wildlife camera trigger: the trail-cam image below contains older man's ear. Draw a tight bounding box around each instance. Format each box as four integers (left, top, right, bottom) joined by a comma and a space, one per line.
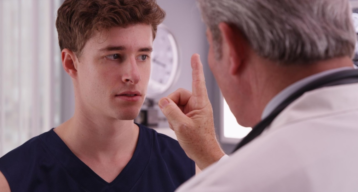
218, 23, 251, 76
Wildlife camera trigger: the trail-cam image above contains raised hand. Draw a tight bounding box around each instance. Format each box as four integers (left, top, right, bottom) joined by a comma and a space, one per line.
159, 54, 225, 170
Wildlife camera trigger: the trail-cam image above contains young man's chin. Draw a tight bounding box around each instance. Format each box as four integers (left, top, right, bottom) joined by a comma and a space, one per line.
112, 110, 141, 121
108, 102, 143, 120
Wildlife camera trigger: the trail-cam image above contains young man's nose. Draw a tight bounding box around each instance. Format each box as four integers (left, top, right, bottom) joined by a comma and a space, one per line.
122, 57, 141, 84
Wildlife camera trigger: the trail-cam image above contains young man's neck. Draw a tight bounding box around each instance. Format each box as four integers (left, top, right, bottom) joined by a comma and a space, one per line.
54, 110, 140, 183
55, 111, 139, 161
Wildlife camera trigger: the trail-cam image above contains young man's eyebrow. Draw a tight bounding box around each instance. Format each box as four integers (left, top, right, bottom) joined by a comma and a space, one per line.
100, 46, 126, 52
139, 47, 153, 52
99, 46, 152, 52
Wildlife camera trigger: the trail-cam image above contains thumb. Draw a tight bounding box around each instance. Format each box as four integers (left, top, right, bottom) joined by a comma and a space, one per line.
159, 98, 188, 130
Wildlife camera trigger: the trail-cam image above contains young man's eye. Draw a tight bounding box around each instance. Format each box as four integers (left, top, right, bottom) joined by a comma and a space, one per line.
138, 55, 149, 61
106, 54, 121, 60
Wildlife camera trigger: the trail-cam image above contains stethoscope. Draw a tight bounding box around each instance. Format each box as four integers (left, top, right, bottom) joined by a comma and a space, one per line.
233, 69, 358, 153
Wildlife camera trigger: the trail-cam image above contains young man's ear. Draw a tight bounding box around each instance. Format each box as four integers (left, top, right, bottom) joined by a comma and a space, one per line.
218, 23, 250, 76
61, 49, 78, 78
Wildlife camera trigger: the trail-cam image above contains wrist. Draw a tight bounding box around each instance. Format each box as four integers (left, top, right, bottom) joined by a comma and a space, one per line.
197, 146, 225, 170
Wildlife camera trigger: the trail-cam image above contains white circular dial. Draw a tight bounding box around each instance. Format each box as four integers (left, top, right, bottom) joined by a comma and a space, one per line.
147, 24, 179, 99
353, 13, 358, 32
352, 13, 358, 63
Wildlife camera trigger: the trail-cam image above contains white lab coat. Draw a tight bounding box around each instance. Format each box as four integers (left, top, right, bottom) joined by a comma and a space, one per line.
177, 83, 358, 192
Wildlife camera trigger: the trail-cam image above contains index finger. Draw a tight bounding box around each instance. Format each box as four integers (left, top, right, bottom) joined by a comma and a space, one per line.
191, 54, 209, 100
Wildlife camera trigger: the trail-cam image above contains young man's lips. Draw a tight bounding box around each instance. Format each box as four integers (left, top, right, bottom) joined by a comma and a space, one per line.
115, 92, 142, 101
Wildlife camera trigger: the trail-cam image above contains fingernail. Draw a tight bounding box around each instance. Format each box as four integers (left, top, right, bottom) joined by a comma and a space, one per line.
159, 98, 170, 108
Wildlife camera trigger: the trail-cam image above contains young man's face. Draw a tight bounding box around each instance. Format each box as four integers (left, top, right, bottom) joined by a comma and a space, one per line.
75, 24, 153, 120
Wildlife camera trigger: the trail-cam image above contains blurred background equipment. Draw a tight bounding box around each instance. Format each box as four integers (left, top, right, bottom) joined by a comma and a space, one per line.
147, 24, 180, 99
352, 8, 358, 66
135, 98, 160, 127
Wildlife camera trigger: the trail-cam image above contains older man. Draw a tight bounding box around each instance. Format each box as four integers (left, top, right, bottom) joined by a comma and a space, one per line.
159, 0, 358, 191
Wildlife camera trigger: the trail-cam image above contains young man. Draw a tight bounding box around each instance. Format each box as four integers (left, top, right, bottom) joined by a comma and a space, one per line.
0, 0, 195, 191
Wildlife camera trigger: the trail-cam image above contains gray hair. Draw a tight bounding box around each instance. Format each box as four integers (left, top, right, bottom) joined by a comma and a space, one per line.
197, 0, 356, 65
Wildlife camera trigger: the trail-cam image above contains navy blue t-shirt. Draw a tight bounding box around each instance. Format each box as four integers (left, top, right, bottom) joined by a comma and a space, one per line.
0, 124, 195, 192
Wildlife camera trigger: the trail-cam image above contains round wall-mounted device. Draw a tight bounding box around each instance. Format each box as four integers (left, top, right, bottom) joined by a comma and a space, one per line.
147, 24, 180, 99
352, 11, 358, 66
